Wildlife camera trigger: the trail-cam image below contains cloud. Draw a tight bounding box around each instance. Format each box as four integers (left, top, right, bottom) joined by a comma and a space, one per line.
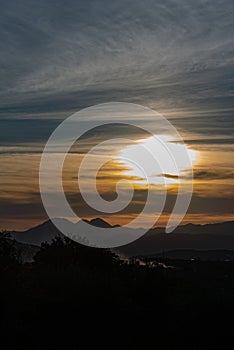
0, 0, 234, 229
0, 0, 234, 115
194, 170, 234, 180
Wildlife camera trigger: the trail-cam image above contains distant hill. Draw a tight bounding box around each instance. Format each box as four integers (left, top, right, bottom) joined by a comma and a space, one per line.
9, 219, 234, 259
119, 221, 234, 257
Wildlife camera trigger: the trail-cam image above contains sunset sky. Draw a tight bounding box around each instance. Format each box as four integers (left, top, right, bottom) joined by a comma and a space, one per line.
0, 0, 234, 230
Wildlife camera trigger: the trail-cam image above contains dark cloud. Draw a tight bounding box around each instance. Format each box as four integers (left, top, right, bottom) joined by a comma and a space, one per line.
194, 170, 234, 180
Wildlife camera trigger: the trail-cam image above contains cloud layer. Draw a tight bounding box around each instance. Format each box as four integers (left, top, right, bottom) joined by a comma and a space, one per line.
0, 0, 234, 114
0, 0, 234, 229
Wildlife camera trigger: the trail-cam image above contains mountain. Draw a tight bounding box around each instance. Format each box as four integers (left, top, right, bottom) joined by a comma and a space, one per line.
11, 219, 66, 246
11, 217, 115, 246
10, 219, 234, 258
119, 221, 234, 257
169, 221, 234, 235
82, 218, 113, 228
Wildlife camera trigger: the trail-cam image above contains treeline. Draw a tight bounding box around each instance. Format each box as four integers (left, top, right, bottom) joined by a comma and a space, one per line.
1, 231, 234, 348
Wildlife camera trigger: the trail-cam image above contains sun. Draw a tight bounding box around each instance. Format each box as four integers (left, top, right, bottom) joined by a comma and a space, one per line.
117, 135, 198, 186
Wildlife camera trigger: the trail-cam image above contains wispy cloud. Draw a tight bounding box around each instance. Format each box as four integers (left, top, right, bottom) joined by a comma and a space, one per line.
0, 0, 234, 114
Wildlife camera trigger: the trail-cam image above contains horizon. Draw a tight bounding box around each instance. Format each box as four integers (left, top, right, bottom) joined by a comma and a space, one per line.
5, 216, 234, 233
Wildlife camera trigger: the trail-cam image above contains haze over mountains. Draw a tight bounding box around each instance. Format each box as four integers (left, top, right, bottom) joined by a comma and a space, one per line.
10, 218, 234, 258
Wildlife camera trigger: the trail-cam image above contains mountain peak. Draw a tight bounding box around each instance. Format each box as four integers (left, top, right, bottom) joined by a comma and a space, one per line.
87, 218, 112, 228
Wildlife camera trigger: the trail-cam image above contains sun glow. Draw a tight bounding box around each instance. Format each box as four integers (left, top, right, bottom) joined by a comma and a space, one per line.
117, 135, 198, 186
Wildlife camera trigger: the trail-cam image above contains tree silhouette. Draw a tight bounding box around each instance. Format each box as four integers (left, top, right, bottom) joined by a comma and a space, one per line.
0, 231, 20, 273
34, 235, 122, 269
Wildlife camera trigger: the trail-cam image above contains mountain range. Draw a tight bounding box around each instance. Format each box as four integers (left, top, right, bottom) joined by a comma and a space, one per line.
9, 218, 234, 259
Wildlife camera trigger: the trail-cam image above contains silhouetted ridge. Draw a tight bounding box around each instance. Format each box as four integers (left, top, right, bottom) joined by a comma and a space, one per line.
9, 220, 234, 254
85, 218, 112, 228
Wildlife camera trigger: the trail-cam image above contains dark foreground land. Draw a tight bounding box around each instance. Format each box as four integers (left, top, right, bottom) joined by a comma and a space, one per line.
1, 234, 234, 349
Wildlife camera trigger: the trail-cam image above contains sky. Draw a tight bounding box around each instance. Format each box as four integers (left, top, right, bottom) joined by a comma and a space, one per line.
0, 0, 234, 230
